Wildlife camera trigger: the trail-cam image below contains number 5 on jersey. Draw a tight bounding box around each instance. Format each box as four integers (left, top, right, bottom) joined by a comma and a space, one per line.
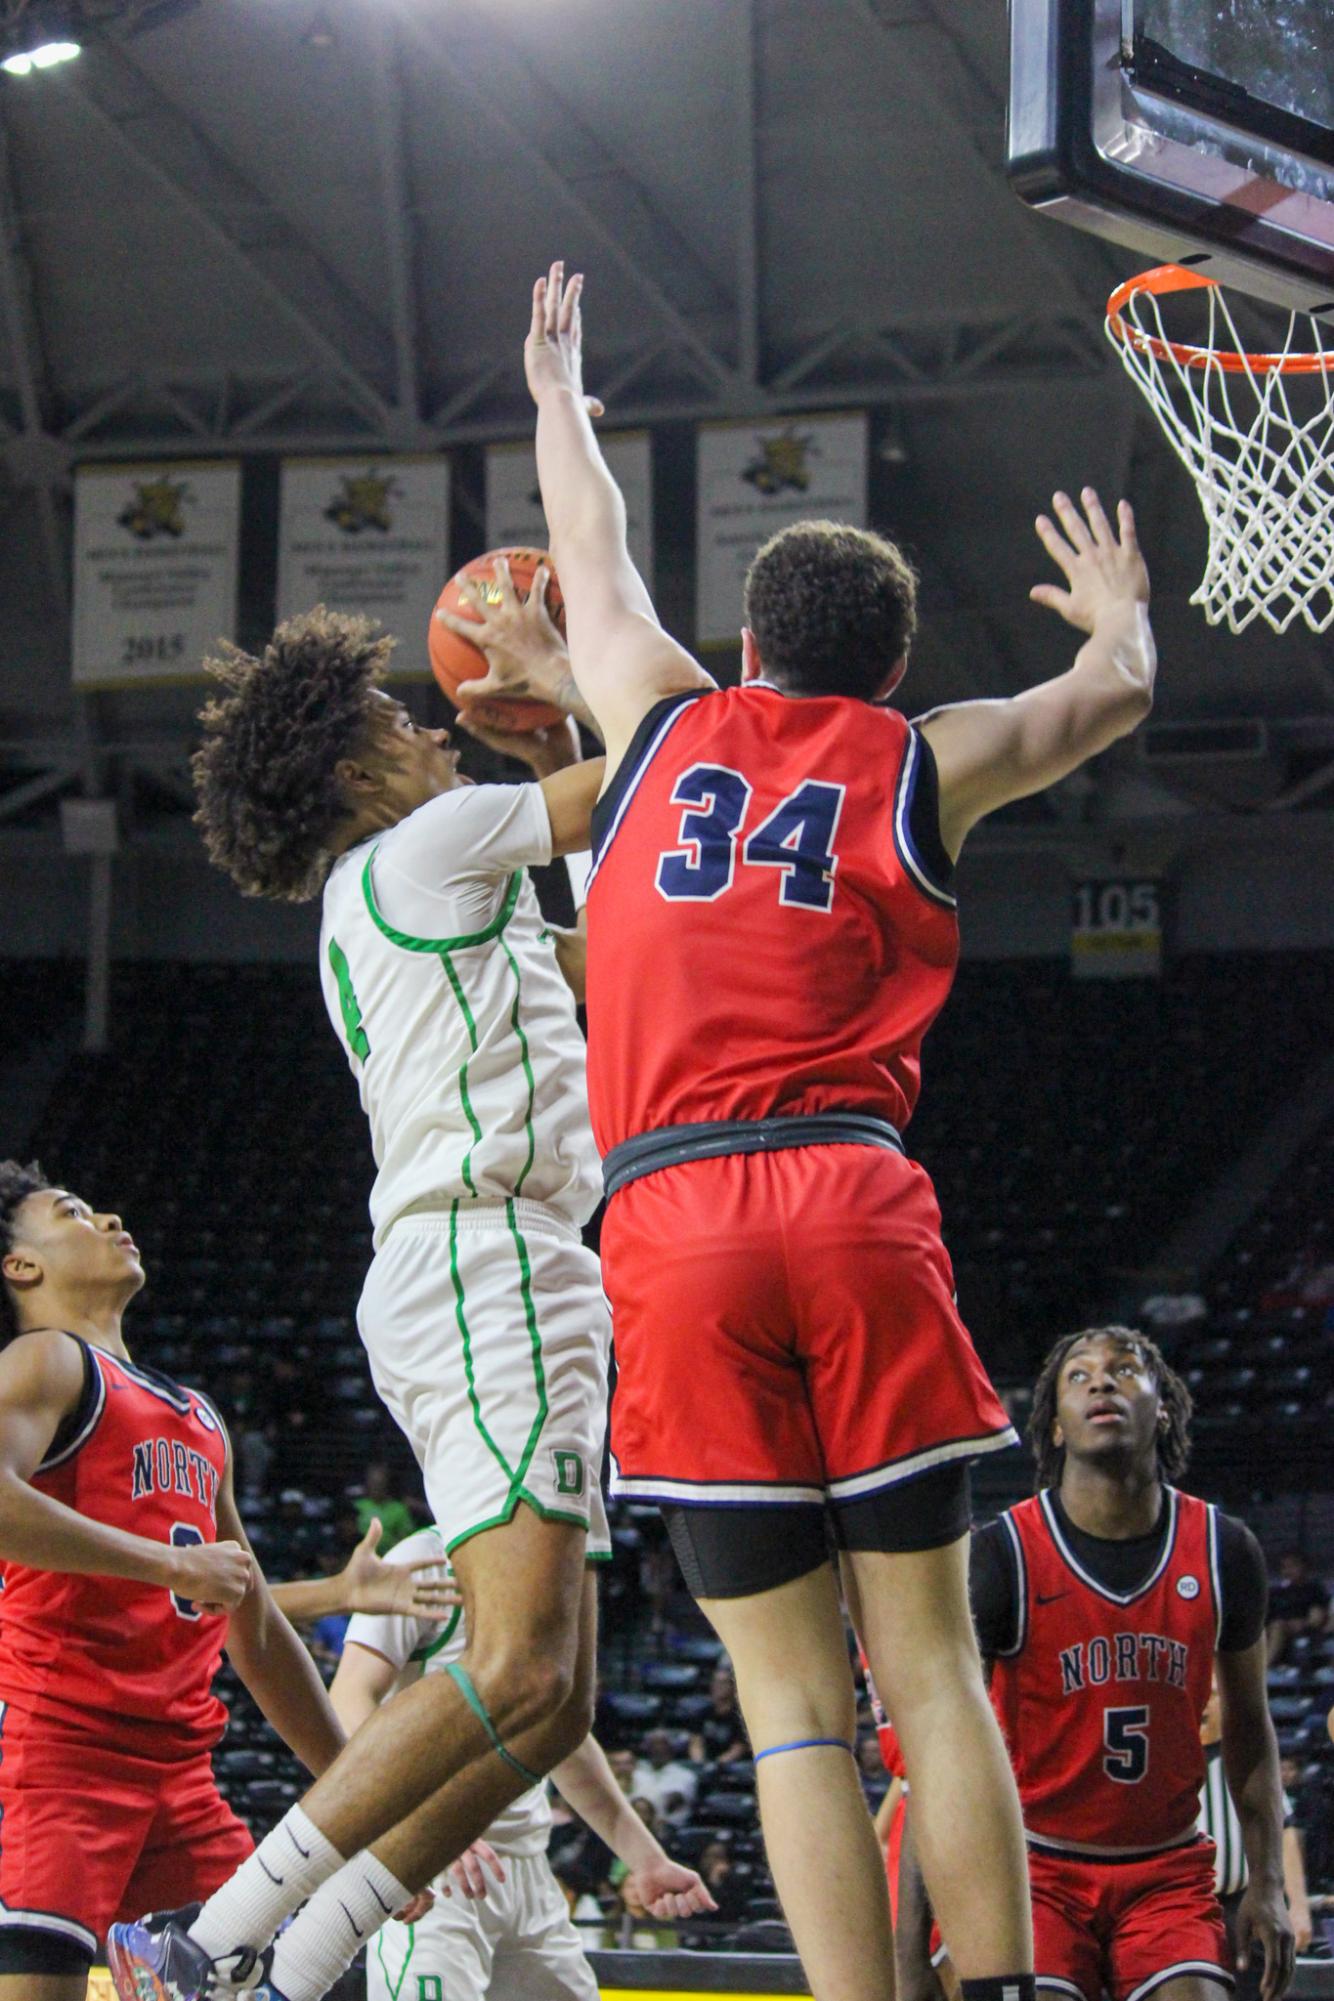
1103, 1704, 1150, 1783
655, 763, 845, 913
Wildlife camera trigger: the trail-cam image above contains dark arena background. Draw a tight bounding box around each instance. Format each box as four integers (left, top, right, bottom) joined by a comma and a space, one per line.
0, 2, 1331, 1999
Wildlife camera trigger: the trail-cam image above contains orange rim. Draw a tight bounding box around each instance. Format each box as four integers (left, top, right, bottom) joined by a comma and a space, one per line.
1106, 264, 1334, 375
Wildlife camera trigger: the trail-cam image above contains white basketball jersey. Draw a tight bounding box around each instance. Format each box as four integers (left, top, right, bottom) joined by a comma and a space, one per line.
318, 783, 601, 1245
344, 1526, 552, 1857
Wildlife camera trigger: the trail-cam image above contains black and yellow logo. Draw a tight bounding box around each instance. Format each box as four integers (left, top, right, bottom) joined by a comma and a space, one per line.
118, 476, 191, 540
741, 424, 817, 497
324, 469, 399, 535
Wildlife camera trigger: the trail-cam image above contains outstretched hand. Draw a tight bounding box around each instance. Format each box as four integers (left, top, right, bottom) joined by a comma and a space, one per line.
1030, 488, 1150, 635
525, 260, 605, 417
341, 1518, 460, 1620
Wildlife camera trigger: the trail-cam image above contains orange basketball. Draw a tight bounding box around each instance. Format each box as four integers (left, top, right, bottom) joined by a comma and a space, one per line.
429, 547, 566, 733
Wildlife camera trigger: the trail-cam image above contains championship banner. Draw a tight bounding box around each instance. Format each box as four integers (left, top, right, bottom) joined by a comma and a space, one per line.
485, 432, 654, 590
71, 460, 241, 687
695, 413, 868, 646
1071, 878, 1163, 979
277, 455, 451, 677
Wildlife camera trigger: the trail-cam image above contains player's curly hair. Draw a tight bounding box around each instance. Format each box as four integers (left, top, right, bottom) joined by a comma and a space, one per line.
0, 1160, 50, 1347
1028, 1324, 1193, 1491
192, 607, 396, 903
743, 520, 918, 702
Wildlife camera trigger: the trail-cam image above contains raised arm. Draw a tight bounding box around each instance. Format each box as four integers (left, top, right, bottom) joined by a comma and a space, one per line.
526, 262, 713, 773
919, 488, 1155, 860
1216, 1639, 1296, 2001
0, 1330, 252, 1607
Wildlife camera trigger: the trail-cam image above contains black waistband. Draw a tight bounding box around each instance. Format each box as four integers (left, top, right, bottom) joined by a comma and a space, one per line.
602, 1113, 905, 1199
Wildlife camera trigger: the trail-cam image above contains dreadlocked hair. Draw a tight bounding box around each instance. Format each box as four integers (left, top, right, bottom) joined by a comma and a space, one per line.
192, 607, 395, 903
1028, 1324, 1193, 1491
0, 1160, 49, 1348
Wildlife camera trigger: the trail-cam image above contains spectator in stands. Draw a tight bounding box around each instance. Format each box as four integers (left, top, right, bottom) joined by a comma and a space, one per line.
688, 1664, 748, 1765
548, 1801, 615, 1909
353, 1459, 416, 1552
608, 1748, 636, 1795
1266, 1550, 1330, 1666
857, 1731, 888, 1810
632, 1728, 698, 1823
235, 1417, 273, 1500
275, 1487, 325, 1569
688, 1840, 750, 1928
300, 1549, 354, 1668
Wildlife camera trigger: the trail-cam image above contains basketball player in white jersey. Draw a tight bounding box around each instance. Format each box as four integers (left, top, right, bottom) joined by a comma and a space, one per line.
335, 1524, 714, 2001
112, 598, 615, 2001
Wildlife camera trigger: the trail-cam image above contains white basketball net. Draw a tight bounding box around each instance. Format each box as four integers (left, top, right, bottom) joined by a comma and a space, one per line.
1106, 283, 1334, 635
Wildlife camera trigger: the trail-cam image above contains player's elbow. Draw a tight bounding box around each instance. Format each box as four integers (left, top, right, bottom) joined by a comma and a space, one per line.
1119, 680, 1155, 730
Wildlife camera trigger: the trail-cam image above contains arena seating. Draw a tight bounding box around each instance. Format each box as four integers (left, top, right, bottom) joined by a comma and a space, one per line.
4, 950, 1332, 1938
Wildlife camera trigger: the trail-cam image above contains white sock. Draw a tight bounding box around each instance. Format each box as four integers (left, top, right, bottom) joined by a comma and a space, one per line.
267, 1850, 414, 2001
189, 1806, 345, 1958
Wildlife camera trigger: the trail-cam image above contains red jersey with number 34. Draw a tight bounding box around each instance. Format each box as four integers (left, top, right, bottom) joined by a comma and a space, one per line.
584, 684, 959, 1152
989, 1489, 1219, 1857
0, 1337, 230, 1756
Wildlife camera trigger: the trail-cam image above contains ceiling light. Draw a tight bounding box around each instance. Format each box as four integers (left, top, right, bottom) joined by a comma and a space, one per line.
2, 36, 80, 76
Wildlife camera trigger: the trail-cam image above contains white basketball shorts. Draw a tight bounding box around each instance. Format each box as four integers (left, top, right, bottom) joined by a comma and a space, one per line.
357, 1198, 611, 1558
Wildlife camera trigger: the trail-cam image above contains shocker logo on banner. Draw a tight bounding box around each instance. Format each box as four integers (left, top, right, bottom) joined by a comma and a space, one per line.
323, 469, 400, 535
117, 476, 191, 541
741, 424, 818, 497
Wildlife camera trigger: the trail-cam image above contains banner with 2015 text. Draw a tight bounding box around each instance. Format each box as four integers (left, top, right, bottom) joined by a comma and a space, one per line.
276, 455, 451, 679
485, 433, 654, 593
695, 413, 868, 646
71, 461, 241, 687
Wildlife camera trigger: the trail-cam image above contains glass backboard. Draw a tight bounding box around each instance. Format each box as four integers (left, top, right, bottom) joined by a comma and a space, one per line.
1008, 0, 1334, 321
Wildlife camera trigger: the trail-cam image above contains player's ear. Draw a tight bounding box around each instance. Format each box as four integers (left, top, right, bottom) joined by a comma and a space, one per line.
334, 756, 383, 797
740, 628, 764, 683
1051, 1420, 1064, 1450
2, 1248, 42, 1291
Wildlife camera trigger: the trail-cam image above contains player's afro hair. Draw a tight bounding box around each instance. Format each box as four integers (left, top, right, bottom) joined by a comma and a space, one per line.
0, 1160, 50, 1347
743, 519, 918, 703
1028, 1324, 1192, 1491
192, 607, 395, 903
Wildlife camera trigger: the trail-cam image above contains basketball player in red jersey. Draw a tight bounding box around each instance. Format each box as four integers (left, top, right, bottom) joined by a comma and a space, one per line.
517, 260, 1158, 2001
858, 1659, 956, 2001
965, 1327, 1293, 2001
0, 1160, 362, 1999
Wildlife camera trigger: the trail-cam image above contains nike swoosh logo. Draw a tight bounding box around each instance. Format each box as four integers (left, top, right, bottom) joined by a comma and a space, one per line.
259, 1857, 285, 1886
286, 1825, 312, 1860
340, 1902, 364, 1940
1036, 1591, 1069, 1605
370, 1886, 393, 1916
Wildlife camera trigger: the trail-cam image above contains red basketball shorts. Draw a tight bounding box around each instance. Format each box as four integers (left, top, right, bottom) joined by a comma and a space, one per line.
602, 1143, 1016, 1505
1029, 1839, 1232, 2001
0, 1707, 253, 1959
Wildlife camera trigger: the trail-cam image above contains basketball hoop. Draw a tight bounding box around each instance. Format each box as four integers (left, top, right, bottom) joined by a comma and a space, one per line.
1105, 265, 1334, 636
